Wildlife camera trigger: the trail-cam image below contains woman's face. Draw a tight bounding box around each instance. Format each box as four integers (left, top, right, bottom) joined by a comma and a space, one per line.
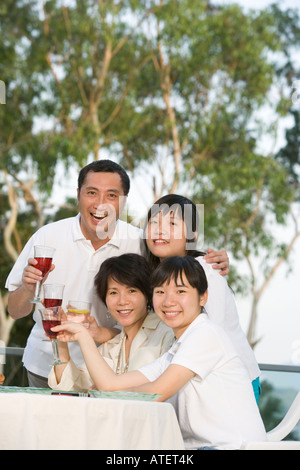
146, 210, 187, 260
152, 272, 207, 339
105, 277, 148, 328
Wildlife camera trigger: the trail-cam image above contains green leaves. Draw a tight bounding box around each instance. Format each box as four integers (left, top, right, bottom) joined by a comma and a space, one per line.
1, 0, 299, 243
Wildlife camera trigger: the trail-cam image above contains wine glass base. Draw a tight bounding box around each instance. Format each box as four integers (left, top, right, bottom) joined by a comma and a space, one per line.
51, 360, 68, 366
28, 298, 41, 304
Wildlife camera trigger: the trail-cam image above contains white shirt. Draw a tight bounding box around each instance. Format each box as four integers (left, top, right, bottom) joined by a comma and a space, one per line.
48, 312, 174, 391
196, 256, 260, 382
5, 214, 144, 377
139, 315, 267, 450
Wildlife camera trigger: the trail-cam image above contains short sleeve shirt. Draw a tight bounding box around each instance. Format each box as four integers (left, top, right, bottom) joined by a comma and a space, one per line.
5, 214, 144, 377
139, 315, 267, 450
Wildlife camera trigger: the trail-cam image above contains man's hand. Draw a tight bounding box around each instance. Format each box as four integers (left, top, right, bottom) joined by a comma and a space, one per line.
8, 259, 55, 319
22, 258, 55, 293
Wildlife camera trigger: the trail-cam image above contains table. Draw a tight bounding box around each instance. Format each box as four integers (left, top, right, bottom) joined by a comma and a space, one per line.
0, 388, 185, 450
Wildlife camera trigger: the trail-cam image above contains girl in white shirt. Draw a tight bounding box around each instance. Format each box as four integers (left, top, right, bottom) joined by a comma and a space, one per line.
51, 256, 267, 450
144, 194, 261, 402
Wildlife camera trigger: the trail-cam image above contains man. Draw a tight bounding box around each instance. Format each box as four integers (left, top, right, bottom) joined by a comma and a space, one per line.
6, 160, 229, 388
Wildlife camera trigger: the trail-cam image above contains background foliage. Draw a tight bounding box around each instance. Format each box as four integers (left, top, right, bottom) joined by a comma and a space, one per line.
1, 0, 300, 357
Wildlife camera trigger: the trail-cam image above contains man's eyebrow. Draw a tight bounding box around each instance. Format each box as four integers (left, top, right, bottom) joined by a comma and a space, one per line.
84, 186, 121, 193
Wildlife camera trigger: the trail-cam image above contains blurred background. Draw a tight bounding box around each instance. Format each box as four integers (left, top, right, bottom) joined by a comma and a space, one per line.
0, 0, 299, 438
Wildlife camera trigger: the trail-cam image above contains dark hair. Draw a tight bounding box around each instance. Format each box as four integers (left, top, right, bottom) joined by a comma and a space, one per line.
94, 253, 152, 308
151, 256, 208, 297
78, 160, 130, 195
144, 194, 206, 268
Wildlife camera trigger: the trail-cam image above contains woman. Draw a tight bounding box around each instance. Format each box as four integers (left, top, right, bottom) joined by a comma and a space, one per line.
144, 194, 261, 403
48, 254, 174, 391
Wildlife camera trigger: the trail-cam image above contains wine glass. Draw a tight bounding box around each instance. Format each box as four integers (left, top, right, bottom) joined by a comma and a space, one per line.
39, 306, 67, 366
67, 300, 91, 328
29, 245, 56, 303
43, 284, 65, 308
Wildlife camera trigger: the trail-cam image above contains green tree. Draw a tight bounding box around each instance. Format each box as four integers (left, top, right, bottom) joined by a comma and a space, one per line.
1, 0, 300, 355
185, 4, 300, 347
276, 109, 300, 190
0, 0, 158, 349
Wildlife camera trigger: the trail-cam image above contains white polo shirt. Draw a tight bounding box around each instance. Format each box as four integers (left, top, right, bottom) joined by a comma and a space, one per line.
196, 256, 260, 382
5, 214, 144, 378
139, 314, 267, 450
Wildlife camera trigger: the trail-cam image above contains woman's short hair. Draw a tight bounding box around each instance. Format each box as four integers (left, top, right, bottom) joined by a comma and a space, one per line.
94, 253, 152, 308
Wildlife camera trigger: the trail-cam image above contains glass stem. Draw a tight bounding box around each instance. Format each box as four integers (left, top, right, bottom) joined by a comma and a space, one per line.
34, 280, 41, 300
51, 340, 60, 363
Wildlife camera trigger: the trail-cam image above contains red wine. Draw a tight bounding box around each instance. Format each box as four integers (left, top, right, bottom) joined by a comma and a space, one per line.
35, 257, 52, 277
42, 319, 61, 339
44, 298, 63, 308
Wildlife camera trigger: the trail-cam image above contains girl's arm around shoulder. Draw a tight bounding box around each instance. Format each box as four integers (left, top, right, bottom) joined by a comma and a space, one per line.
196, 256, 238, 327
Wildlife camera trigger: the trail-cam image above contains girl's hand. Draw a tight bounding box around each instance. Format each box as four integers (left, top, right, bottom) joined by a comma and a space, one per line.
51, 321, 88, 343
204, 249, 230, 276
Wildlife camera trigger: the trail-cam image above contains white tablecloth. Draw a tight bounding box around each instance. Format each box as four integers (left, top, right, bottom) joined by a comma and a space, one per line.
0, 392, 185, 450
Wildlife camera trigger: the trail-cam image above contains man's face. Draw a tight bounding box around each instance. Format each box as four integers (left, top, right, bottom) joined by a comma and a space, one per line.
77, 171, 126, 245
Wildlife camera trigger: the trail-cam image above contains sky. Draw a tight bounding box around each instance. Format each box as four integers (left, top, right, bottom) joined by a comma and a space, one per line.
49, 0, 300, 367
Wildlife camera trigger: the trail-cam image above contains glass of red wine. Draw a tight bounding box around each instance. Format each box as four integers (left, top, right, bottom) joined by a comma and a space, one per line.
39, 306, 67, 366
43, 284, 65, 308
29, 245, 56, 303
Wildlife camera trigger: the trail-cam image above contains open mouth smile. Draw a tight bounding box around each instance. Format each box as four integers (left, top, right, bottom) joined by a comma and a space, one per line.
163, 311, 181, 319
91, 212, 109, 222
153, 239, 169, 245
117, 309, 133, 317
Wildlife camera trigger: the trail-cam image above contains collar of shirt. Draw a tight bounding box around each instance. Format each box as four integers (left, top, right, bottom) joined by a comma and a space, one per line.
71, 213, 122, 249
105, 312, 165, 365
106, 312, 163, 349
169, 314, 207, 356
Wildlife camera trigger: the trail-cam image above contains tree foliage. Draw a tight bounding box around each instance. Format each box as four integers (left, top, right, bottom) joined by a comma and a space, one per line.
1, 0, 300, 354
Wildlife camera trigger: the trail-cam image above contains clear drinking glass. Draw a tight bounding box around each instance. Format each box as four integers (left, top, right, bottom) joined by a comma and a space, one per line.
67, 300, 91, 328
39, 306, 67, 366
29, 245, 56, 303
43, 284, 65, 308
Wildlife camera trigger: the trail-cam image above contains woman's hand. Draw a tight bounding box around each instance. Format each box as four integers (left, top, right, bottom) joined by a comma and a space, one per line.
86, 316, 100, 340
